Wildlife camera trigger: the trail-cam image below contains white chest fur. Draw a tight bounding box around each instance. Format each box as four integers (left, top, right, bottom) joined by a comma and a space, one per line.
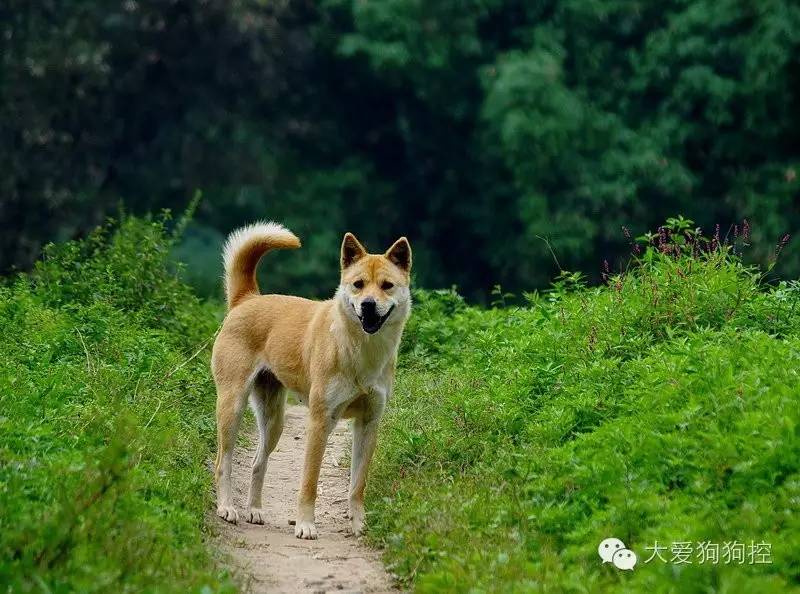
322, 324, 400, 416
343, 329, 397, 392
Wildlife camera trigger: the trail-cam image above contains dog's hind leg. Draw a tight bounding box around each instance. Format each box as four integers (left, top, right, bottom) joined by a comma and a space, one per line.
246, 370, 286, 524
214, 362, 257, 525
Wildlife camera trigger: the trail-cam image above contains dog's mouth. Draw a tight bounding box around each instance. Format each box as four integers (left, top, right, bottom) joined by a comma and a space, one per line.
356, 304, 395, 334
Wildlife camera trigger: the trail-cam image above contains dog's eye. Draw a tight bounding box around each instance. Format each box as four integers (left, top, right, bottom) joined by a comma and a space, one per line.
353, 280, 364, 289
381, 281, 394, 290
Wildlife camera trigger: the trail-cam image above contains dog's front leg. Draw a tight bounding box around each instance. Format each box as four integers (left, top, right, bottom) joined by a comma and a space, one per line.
349, 398, 385, 536
295, 402, 335, 539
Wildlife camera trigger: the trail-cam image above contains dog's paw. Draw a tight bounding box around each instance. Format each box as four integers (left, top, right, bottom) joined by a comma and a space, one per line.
350, 502, 365, 536
351, 518, 366, 537
217, 505, 239, 524
294, 520, 318, 539
246, 508, 266, 525
351, 512, 365, 537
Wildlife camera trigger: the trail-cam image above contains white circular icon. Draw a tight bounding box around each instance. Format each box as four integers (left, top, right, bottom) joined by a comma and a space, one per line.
598, 537, 626, 563
612, 548, 637, 570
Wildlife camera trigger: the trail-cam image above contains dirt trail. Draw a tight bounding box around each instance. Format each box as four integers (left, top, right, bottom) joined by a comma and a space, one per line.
215, 405, 396, 594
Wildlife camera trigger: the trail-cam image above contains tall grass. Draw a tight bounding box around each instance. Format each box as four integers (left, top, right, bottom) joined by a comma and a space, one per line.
369, 219, 800, 592
0, 216, 234, 592
4, 213, 797, 593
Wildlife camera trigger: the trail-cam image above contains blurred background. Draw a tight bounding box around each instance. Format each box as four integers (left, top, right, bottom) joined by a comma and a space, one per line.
1, 0, 798, 302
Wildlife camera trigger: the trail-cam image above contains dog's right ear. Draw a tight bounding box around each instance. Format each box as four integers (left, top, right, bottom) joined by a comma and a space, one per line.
341, 232, 367, 269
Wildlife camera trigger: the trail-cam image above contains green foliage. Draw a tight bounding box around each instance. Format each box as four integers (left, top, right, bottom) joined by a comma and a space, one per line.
3, 1, 799, 301
0, 0, 316, 282
0, 218, 233, 592
31, 213, 219, 344
370, 226, 800, 592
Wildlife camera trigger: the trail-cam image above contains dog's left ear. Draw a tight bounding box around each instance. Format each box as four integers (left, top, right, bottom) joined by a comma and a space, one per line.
385, 237, 412, 272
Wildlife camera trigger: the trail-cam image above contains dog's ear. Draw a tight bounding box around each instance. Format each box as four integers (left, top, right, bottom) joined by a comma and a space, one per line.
341, 232, 367, 269
385, 237, 412, 272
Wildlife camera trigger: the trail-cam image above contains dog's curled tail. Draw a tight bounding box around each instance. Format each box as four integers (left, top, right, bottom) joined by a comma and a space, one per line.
222, 221, 301, 309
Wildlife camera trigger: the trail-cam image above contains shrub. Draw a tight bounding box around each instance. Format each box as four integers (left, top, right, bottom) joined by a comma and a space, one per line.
0, 217, 233, 592
369, 221, 800, 592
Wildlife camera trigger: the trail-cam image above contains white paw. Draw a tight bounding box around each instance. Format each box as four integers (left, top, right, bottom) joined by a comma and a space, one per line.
294, 520, 318, 539
351, 511, 365, 537
246, 508, 265, 525
350, 501, 365, 536
217, 505, 239, 524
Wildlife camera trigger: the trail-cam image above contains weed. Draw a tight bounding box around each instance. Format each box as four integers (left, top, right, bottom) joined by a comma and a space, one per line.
370, 222, 800, 593
0, 217, 234, 593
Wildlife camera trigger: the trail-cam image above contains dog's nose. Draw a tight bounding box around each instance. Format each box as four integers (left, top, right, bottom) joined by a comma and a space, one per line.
361, 297, 376, 314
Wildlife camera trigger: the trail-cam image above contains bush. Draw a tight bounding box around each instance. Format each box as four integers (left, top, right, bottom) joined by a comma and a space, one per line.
0, 217, 233, 592
369, 222, 800, 592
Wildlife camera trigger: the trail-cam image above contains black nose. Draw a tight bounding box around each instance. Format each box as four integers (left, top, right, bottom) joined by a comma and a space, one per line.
361, 297, 376, 315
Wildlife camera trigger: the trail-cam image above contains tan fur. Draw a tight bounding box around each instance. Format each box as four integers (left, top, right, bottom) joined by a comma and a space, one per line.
213, 222, 412, 539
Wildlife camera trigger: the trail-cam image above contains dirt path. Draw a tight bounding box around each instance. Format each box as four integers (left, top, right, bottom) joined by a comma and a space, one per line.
215, 405, 396, 593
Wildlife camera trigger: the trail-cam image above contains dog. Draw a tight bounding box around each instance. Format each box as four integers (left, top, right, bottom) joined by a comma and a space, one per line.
212, 222, 412, 539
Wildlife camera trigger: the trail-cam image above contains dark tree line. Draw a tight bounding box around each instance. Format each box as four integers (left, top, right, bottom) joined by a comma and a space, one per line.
2, 0, 798, 300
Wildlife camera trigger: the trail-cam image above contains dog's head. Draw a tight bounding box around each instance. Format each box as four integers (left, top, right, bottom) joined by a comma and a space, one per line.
337, 232, 412, 335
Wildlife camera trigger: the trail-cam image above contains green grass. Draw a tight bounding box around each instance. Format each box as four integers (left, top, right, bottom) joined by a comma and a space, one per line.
3, 214, 798, 593
368, 223, 800, 592
0, 216, 235, 593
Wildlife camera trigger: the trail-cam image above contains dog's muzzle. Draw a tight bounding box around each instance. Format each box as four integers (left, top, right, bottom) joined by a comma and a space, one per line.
356, 298, 395, 334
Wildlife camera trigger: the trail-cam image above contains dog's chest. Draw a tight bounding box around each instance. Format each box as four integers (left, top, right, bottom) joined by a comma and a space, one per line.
350, 342, 392, 392
335, 332, 396, 395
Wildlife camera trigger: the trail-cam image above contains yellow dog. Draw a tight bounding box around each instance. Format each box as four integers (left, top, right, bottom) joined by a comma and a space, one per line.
212, 222, 412, 539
